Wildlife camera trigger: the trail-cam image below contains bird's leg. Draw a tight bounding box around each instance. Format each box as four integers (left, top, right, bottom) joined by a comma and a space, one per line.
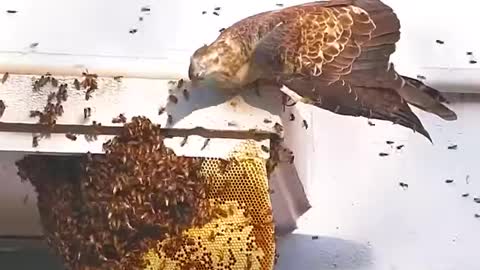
280, 85, 314, 105
244, 79, 282, 97
282, 94, 297, 108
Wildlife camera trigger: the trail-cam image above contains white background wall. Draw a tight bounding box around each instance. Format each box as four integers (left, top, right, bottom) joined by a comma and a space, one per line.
1, 0, 480, 269
277, 101, 480, 270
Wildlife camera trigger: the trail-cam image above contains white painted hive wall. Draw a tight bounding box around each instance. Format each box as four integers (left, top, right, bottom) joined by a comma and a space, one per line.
0, 0, 480, 270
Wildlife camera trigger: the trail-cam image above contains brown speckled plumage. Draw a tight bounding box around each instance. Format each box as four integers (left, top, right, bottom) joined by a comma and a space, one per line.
189, 0, 457, 141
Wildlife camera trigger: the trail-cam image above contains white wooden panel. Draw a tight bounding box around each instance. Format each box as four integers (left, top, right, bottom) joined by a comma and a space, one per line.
0, 74, 280, 157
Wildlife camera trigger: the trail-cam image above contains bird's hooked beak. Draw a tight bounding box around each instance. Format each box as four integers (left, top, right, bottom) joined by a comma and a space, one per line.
188, 62, 205, 81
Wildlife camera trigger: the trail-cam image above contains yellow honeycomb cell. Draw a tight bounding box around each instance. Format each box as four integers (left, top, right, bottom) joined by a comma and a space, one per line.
142, 140, 275, 270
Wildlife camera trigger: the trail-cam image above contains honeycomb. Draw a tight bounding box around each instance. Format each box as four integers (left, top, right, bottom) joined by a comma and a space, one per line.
143, 140, 275, 270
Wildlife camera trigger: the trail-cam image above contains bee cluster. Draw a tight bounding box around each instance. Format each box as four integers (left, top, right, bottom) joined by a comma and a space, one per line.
16, 116, 216, 270
29, 74, 69, 145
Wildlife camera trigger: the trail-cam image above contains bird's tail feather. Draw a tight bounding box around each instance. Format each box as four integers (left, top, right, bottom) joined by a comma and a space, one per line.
397, 76, 457, 121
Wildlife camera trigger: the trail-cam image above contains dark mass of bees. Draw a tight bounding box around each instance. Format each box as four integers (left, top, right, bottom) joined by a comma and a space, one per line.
15, 117, 216, 270
29, 74, 69, 145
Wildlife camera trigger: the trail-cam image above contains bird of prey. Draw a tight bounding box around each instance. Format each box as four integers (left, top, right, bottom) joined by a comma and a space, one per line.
188, 0, 457, 141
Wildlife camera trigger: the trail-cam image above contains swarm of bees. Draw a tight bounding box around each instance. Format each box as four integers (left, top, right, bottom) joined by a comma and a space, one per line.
32, 73, 58, 91
29, 77, 69, 146
15, 116, 216, 270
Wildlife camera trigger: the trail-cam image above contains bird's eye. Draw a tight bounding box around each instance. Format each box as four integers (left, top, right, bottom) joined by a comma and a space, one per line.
213, 57, 219, 64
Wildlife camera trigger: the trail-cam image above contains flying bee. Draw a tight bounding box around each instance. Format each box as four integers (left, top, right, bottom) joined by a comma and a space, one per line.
288, 153, 295, 164
245, 254, 253, 270
47, 92, 56, 103
158, 106, 166, 115
168, 95, 178, 104
399, 182, 409, 189
201, 138, 210, 150
29, 110, 42, 118
38, 75, 49, 87
55, 103, 64, 116
261, 145, 270, 153
273, 123, 284, 133
180, 136, 188, 147
182, 89, 190, 100
85, 88, 95, 100
57, 83, 68, 102
81, 70, 98, 90
217, 159, 230, 174
73, 79, 81, 90
302, 120, 308, 129
208, 230, 216, 242
83, 107, 92, 119
1, 72, 9, 84
177, 78, 184, 89
65, 133, 77, 141
51, 77, 59, 87
112, 114, 127, 124
32, 135, 39, 147
0, 100, 5, 118
447, 144, 458, 150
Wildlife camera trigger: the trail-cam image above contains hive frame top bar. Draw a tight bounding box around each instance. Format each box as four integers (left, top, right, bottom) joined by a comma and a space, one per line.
0, 71, 285, 158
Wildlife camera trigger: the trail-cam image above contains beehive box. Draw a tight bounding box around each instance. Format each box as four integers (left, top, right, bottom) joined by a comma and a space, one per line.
0, 71, 301, 270
15, 118, 278, 270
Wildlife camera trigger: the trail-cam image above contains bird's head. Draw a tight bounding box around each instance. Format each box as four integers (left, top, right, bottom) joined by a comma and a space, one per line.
188, 43, 234, 89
